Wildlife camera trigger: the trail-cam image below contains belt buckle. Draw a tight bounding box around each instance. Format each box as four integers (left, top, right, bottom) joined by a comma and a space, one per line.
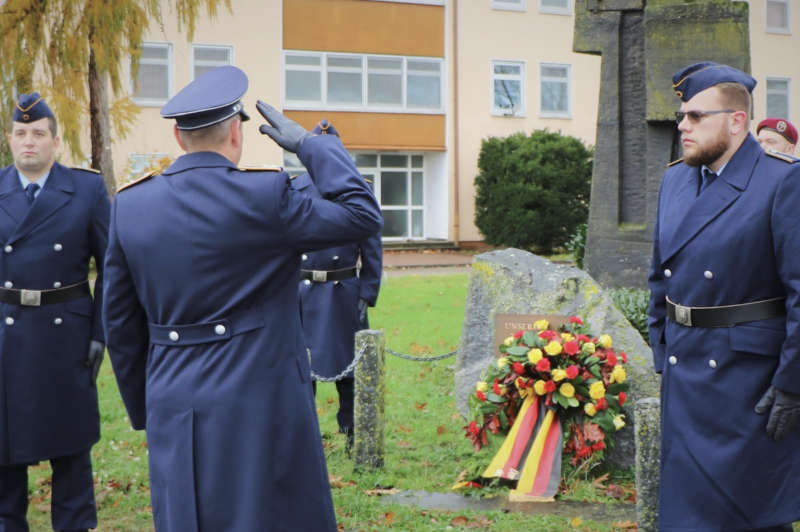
674, 303, 692, 327
20, 289, 41, 307
312, 270, 327, 282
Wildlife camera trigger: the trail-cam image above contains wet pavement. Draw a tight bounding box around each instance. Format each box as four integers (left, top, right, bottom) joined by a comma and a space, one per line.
382, 490, 635, 522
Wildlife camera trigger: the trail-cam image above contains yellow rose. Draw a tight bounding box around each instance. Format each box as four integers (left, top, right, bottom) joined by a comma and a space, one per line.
598, 334, 613, 349
534, 380, 546, 395
589, 381, 606, 400
582, 342, 596, 354
503, 336, 514, 346
613, 414, 626, 431
544, 341, 562, 356
611, 366, 627, 384
534, 319, 549, 331
559, 382, 575, 398
476, 381, 489, 392
560, 333, 574, 342
552, 368, 567, 382
584, 403, 597, 416
497, 357, 508, 369
527, 348, 543, 364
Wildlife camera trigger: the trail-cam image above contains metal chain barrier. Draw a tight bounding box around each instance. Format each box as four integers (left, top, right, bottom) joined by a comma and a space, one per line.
311, 343, 457, 381
386, 347, 457, 362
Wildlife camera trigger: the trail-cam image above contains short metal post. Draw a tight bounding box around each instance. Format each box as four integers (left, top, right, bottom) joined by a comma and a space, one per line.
634, 397, 661, 532
353, 329, 385, 469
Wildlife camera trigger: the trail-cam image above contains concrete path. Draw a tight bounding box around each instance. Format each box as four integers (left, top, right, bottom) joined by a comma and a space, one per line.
383, 250, 474, 277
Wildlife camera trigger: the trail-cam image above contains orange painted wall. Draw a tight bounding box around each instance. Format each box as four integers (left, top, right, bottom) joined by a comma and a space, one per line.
285, 111, 445, 151
284, 0, 444, 57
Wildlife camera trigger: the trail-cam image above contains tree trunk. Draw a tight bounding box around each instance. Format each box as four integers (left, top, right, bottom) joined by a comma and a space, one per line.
88, 46, 116, 196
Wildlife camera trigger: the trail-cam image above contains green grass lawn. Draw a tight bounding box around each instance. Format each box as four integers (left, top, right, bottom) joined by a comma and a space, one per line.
25, 272, 633, 531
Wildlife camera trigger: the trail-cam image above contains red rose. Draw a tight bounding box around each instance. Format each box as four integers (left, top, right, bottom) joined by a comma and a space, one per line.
569, 316, 584, 325
620, 351, 628, 363
493, 379, 502, 395
468, 421, 480, 436
596, 397, 608, 410
591, 440, 605, 451
476, 390, 487, 402
535, 358, 551, 372
566, 365, 579, 379
513, 361, 526, 375
606, 353, 618, 367
544, 380, 556, 393
564, 341, 580, 356
513, 330, 524, 339
577, 445, 592, 458
538, 330, 557, 341
577, 334, 591, 343
618, 391, 627, 406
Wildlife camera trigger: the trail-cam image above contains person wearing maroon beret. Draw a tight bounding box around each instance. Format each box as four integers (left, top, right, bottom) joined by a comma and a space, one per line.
757, 117, 797, 154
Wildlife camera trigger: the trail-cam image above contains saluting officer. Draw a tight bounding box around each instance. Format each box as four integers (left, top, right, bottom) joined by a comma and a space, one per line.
295, 120, 382, 450
102, 66, 382, 531
0, 93, 109, 532
648, 62, 800, 531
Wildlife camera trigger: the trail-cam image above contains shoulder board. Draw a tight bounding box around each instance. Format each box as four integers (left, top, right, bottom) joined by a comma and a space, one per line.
71, 166, 101, 174
289, 174, 299, 180
666, 158, 684, 168
238, 165, 282, 172
765, 150, 800, 163
117, 171, 157, 194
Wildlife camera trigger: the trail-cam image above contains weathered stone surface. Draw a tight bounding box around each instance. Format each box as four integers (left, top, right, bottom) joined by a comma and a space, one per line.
455, 248, 659, 468
354, 330, 385, 470
634, 397, 661, 532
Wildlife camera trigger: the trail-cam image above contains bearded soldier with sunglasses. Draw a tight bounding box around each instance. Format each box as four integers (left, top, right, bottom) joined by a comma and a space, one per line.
648, 62, 800, 531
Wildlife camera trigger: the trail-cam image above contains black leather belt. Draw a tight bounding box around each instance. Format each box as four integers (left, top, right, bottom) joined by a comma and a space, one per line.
300, 267, 357, 283
0, 281, 90, 307
666, 296, 786, 328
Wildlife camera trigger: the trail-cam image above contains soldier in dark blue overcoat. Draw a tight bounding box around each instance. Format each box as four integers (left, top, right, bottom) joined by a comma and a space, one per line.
0, 94, 109, 532
294, 120, 382, 445
102, 66, 382, 531
648, 63, 800, 532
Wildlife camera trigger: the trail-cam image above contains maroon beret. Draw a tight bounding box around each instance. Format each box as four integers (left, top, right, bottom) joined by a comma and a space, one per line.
757, 118, 798, 145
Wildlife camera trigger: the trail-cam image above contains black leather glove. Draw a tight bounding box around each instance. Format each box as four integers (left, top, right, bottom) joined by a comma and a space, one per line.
256, 101, 313, 153
358, 298, 368, 329
754, 386, 800, 441
85, 340, 104, 385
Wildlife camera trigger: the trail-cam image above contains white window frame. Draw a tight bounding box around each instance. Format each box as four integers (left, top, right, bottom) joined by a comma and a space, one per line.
766, 0, 791, 34
131, 42, 173, 107
491, 60, 526, 117
492, 0, 526, 12
191, 44, 234, 80
283, 51, 444, 114
539, 62, 572, 119
766, 76, 791, 119
539, 0, 572, 16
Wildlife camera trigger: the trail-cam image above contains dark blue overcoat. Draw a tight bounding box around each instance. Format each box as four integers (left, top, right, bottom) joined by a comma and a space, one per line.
0, 162, 109, 465
648, 134, 800, 531
102, 135, 382, 532
293, 173, 382, 378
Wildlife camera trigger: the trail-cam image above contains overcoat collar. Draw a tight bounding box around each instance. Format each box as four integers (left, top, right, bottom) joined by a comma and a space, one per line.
661, 134, 761, 263
161, 151, 237, 175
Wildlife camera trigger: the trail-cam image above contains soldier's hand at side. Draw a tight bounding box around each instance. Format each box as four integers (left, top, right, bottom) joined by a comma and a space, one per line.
755, 386, 800, 440
256, 101, 312, 153
85, 340, 104, 386
358, 298, 368, 329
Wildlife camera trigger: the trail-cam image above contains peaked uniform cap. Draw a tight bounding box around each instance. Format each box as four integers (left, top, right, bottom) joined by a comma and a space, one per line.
672, 62, 756, 102
161, 65, 250, 130
13, 92, 54, 123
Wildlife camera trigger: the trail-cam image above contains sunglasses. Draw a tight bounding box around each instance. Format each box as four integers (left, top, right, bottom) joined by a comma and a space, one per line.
674, 109, 736, 123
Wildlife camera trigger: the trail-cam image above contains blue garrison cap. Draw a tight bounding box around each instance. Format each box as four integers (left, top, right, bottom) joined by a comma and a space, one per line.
672, 62, 756, 102
13, 93, 54, 123
311, 119, 340, 138
161, 65, 250, 130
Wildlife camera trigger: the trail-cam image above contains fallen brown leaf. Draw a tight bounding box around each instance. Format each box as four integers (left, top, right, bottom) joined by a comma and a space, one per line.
436, 425, 447, 435
396, 424, 413, 433
450, 515, 469, 526
328, 475, 357, 488
364, 487, 400, 496
415, 402, 427, 411
384, 511, 396, 525
613, 520, 638, 530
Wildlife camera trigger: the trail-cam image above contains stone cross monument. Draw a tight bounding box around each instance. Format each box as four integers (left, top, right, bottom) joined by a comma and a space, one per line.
574, 0, 750, 288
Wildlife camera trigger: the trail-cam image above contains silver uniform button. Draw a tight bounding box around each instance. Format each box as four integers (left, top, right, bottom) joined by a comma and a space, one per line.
4, 245, 11, 253
303, 279, 311, 286
664, 269, 672, 278
5, 317, 13, 326
53, 281, 62, 288
3, 281, 11, 289
53, 243, 63, 252
708, 359, 718, 369
168, 331, 180, 342
704, 270, 713, 280
668, 355, 678, 365
54, 317, 63, 325
334, 280, 339, 285
333, 255, 339, 260
214, 324, 226, 335
302, 254, 308, 261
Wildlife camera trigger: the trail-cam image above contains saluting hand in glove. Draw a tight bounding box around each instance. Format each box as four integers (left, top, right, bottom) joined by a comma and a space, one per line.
256, 101, 313, 153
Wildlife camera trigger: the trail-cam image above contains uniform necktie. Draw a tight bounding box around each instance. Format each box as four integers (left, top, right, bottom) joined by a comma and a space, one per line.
25, 183, 40, 205
699, 168, 716, 195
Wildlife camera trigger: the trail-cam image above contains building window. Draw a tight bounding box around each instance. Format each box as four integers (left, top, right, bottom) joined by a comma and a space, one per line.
539, 0, 572, 15
492, 0, 525, 11
766, 77, 791, 118
492, 61, 525, 116
192, 45, 233, 79
131, 43, 172, 105
283, 51, 444, 113
283, 151, 425, 239
540, 63, 571, 117
766, 0, 790, 34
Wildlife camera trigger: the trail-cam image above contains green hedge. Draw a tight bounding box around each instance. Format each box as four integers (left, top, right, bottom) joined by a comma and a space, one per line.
609, 287, 650, 345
